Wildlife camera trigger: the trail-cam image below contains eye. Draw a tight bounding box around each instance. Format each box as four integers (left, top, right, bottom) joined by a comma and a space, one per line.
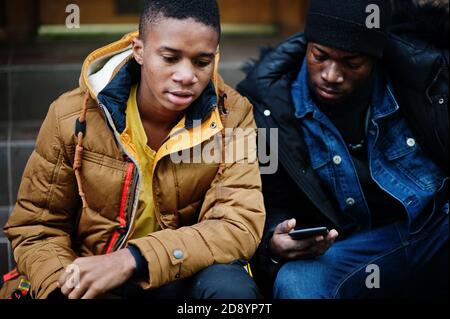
162, 56, 179, 64
346, 62, 362, 69
195, 59, 213, 68
313, 53, 327, 62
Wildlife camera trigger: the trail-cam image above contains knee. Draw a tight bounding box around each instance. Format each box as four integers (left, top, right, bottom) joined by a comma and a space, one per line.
273, 261, 330, 299
191, 263, 261, 299
273, 262, 304, 299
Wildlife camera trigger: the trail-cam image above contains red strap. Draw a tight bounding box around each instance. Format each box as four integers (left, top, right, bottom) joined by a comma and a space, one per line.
105, 162, 134, 254
105, 231, 120, 254
118, 162, 134, 229
3, 268, 20, 282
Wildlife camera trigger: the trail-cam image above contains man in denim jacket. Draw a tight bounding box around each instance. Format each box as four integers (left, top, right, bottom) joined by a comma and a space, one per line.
237, 0, 448, 298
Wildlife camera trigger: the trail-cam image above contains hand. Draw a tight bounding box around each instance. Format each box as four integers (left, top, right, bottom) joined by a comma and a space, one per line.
57, 248, 137, 299
269, 219, 339, 261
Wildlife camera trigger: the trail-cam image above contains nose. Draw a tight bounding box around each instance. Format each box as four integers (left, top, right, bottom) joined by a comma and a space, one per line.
321, 62, 344, 84
172, 61, 199, 86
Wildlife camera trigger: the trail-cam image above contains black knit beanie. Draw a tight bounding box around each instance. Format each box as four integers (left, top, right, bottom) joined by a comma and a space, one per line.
304, 0, 392, 58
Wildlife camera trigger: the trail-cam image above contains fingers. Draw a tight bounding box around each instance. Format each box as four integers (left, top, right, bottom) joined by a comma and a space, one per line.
289, 236, 319, 251
327, 229, 339, 242
68, 284, 87, 300
59, 264, 80, 297
57, 267, 71, 290
81, 289, 97, 300
274, 219, 296, 235
278, 229, 340, 260
298, 229, 339, 257
81, 285, 104, 299
286, 243, 327, 259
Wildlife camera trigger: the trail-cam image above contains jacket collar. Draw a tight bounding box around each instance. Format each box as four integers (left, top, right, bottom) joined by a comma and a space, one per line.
370, 69, 400, 121
291, 57, 315, 119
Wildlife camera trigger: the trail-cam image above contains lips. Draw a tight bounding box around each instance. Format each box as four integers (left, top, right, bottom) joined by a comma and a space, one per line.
316, 86, 343, 100
167, 91, 195, 106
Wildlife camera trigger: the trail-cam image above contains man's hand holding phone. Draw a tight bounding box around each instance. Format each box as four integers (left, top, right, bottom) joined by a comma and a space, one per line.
269, 219, 339, 261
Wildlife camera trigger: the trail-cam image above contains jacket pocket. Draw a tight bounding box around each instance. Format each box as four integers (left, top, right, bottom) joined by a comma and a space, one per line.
78, 150, 128, 220
383, 131, 446, 191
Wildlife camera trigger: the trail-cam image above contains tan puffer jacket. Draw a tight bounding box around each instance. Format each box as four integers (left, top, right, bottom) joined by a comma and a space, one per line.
4, 32, 265, 299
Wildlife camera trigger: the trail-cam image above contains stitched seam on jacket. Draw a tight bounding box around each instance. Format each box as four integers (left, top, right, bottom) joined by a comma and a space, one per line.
44, 102, 69, 219
59, 108, 97, 122
46, 148, 64, 216
171, 162, 181, 213
191, 226, 216, 261
54, 101, 76, 176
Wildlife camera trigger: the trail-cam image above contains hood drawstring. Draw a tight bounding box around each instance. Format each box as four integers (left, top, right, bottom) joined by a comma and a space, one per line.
73, 91, 90, 209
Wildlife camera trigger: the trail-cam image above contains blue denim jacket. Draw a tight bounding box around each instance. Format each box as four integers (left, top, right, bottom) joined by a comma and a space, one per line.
291, 58, 448, 231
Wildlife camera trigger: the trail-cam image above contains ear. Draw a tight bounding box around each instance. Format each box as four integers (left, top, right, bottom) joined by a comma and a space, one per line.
132, 38, 144, 65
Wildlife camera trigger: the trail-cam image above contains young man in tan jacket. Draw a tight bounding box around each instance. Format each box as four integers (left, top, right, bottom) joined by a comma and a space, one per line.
3, 0, 265, 299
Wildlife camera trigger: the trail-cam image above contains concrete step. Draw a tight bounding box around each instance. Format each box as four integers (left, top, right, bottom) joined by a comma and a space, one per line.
0, 237, 14, 277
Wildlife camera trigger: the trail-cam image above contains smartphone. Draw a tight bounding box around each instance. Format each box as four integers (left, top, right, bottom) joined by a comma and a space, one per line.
288, 226, 329, 240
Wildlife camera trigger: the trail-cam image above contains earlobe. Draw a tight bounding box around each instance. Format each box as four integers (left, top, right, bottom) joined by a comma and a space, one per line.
132, 38, 144, 65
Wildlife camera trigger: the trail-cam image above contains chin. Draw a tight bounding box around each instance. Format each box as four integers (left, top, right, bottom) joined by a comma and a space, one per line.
312, 91, 342, 106
164, 102, 192, 113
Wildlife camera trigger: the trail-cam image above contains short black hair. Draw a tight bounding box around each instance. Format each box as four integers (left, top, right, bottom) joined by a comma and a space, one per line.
139, 0, 221, 40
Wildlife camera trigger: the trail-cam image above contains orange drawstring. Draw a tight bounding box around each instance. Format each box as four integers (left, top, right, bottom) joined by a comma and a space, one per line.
73, 91, 90, 209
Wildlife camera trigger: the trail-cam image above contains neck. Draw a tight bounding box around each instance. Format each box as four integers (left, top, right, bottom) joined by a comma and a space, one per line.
136, 83, 184, 130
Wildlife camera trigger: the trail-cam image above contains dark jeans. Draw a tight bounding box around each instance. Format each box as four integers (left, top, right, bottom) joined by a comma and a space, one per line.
273, 210, 449, 299
119, 260, 262, 299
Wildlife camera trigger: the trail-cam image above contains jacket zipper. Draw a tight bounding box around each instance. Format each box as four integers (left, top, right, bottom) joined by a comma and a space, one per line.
99, 103, 143, 253
115, 159, 140, 249
105, 161, 135, 253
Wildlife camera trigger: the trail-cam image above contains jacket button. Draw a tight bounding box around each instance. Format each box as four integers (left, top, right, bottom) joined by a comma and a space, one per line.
175, 273, 180, 279
406, 138, 416, 147
264, 110, 271, 117
210, 122, 217, 129
333, 155, 342, 165
346, 198, 356, 206
438, 98, 445, 105
173, 249, 184, 259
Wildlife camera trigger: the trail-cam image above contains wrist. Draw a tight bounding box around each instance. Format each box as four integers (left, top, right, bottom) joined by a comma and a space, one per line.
120, 248, 137, 278
267, 236, 282, 265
